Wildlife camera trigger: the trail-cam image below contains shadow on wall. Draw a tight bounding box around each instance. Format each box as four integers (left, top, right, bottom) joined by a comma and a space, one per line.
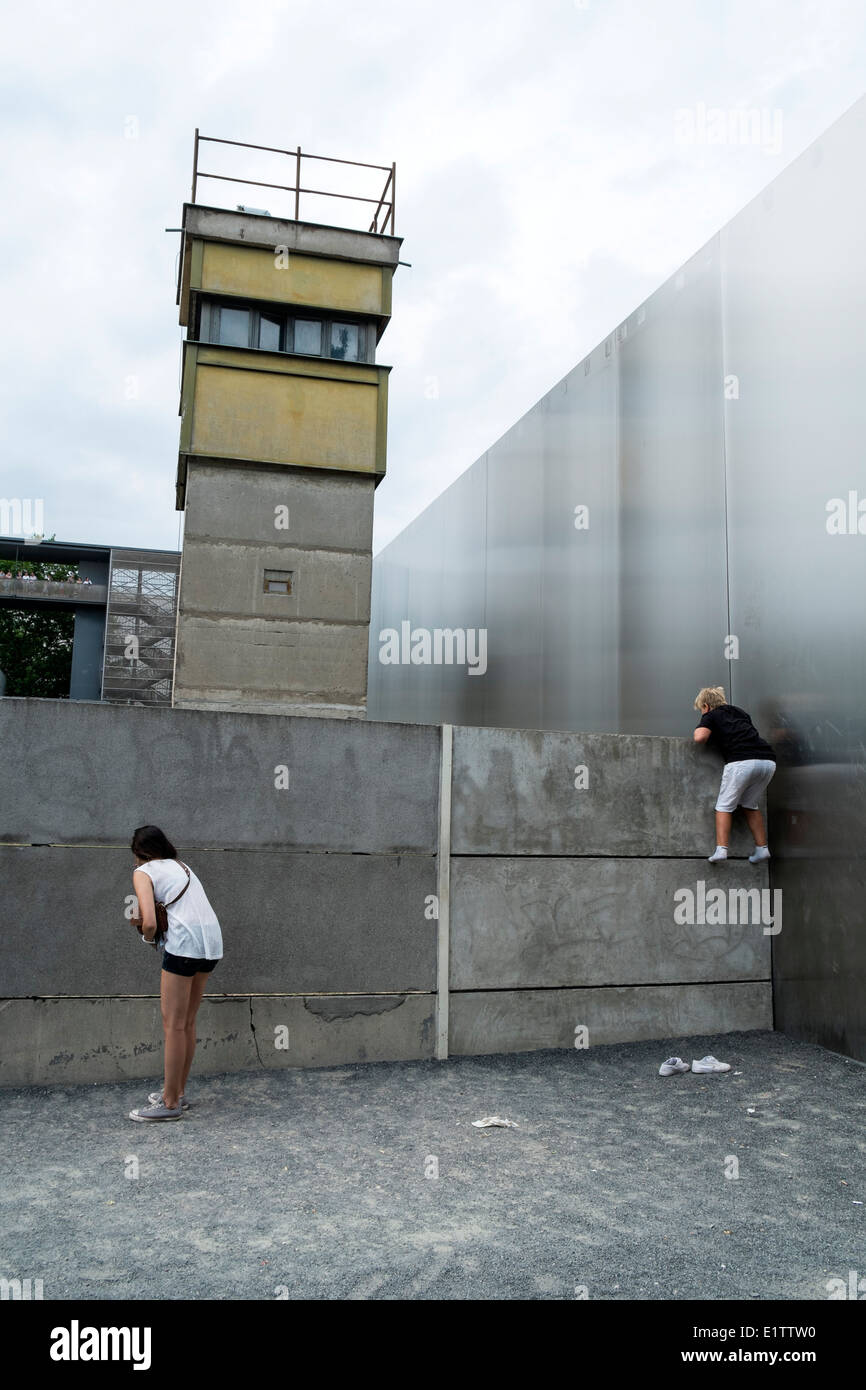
760, 691, 866, 1063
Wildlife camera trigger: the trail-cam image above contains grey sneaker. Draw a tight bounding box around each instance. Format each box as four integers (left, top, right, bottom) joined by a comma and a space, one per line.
148, 1092, 191, 1111
659, 1057, 690, 1076
749, 846, 771, 864
129, 1101, 184, 1122
692, 1056, 731, 1073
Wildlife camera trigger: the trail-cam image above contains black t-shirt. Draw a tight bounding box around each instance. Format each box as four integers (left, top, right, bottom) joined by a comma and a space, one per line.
697, 704, 776, 764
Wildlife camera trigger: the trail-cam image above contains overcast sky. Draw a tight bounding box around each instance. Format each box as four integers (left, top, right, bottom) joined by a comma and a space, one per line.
3, 0, 866, 556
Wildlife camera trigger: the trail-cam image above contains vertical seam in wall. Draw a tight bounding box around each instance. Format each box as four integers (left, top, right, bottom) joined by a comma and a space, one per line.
770, 896, 778, 1031
719, 235, 734, 701
435, 723, 452, 1060
614, 343, 622, 729
171, 521, 186, 705
99, 549, 112, 701
481, 454, 489, 728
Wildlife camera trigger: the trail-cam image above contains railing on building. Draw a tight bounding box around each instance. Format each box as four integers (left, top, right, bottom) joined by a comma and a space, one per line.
0, 576, 107, 604
101, 549, 180, 706
189, 130, 396, 235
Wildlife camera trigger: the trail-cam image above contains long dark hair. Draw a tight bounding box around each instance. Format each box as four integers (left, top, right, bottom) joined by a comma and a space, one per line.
131, 825, 177, 861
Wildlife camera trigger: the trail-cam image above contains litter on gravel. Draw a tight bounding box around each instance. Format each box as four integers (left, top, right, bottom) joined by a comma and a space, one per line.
472, 1115, 519, 1129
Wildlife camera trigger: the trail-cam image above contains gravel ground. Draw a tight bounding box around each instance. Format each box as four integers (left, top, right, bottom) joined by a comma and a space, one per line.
1, 1029, 863, 1301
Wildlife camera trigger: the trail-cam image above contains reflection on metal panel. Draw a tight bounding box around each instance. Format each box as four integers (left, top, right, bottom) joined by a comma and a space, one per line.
719, 101, 866, 1063
368, 356, 623, 734
617, 240, 728, 736
369, 95, 866, 1059
539, 362, 619, 734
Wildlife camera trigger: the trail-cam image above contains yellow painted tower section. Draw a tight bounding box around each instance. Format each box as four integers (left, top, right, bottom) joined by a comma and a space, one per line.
176, 207, 399, 508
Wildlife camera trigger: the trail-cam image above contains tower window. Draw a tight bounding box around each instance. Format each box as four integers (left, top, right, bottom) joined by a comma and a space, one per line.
218, 307, 252, 347
258, 314, 282, 351
201, 300, 372, 363
293, 319, 322, 355
329, 323, 359, 361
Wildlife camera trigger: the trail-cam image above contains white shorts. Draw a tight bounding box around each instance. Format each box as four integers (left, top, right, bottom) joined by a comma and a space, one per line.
715, 758, 776, 813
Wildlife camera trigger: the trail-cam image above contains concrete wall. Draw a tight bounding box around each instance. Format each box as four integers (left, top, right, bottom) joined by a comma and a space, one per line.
447, 725, 771, 1057
769, 761, 866, 1063
0, 700, 771, 1086
173, 461, 375, 717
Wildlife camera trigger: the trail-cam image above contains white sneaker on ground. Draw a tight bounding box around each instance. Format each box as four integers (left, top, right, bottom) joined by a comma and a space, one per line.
128, 1101, 183, 1122
749, 846, 771, 863
148, 1091, 191, 1110
708, 847, 728, 863
659, 1057, 691, 1076
692, 1056, 731, 1073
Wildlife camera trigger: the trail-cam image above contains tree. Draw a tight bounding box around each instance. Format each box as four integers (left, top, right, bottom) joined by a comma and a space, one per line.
0, 560, 77, 697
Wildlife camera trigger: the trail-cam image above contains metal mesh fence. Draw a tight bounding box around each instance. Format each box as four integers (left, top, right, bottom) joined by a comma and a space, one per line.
101, 549, 180, 705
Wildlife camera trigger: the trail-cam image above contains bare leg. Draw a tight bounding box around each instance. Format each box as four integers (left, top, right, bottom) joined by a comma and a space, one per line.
714, 810, 733, 848
161, 970, 193, 1111
181, 972, 209, 1096
743, 806, 767, 847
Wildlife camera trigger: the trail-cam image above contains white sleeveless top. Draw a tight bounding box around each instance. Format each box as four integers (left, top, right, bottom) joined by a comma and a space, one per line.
136, 859, 223, 960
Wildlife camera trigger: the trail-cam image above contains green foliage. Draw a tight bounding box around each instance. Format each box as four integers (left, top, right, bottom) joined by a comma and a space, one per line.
0, 561, 78, 696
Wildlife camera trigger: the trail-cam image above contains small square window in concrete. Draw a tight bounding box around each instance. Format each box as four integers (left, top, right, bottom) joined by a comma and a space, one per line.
264, 569, 293, 595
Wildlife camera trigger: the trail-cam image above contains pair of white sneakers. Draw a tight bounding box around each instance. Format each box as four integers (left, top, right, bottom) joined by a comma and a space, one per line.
659, 1056, 731, 1076
708, 846, 771, 863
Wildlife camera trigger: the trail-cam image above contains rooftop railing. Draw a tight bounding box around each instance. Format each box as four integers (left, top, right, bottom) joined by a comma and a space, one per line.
190, 130, 396, 235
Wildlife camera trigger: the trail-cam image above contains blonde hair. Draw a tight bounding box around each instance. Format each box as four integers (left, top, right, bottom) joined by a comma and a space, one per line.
694, 685, 726, 712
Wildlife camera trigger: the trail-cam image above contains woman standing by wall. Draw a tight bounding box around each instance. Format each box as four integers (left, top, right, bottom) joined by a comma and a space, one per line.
128, 825, 223, 1122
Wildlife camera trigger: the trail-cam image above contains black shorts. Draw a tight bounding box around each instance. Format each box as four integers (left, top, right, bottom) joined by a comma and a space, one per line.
162, 951, 219, 978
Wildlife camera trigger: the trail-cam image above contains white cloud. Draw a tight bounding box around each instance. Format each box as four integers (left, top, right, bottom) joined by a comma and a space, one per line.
1, 0, 865, 556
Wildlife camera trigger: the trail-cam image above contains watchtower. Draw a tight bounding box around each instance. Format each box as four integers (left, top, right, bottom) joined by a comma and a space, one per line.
172, 133, 400, 717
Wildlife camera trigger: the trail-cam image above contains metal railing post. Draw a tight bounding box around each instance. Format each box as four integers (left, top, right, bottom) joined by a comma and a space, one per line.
191, 128, 199, 204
